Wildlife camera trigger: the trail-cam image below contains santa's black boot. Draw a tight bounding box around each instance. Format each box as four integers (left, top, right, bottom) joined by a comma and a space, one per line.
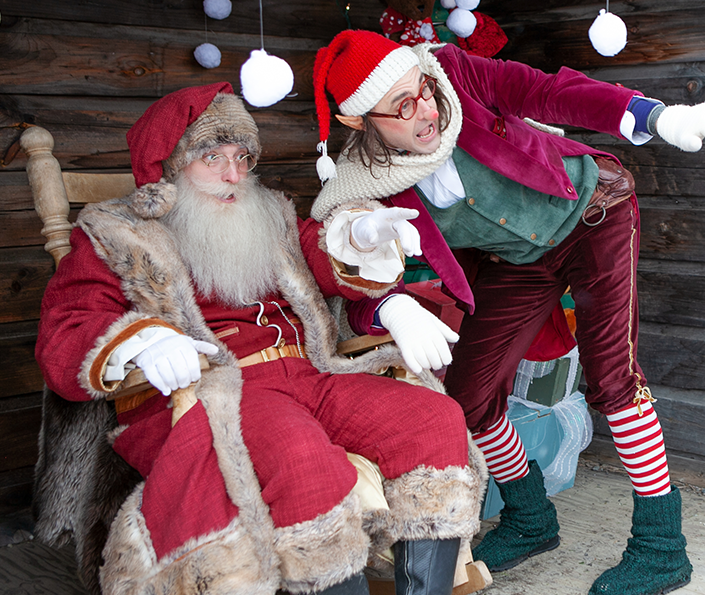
393, 538, 460, 595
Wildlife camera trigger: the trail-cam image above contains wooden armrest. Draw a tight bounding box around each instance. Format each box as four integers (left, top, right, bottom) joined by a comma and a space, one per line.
336, 333, 394, 357
107, 353, 210, 400
109, 354, 210, 428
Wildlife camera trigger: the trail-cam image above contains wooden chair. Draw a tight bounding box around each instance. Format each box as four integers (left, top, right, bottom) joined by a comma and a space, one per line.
20, 125, 491, 595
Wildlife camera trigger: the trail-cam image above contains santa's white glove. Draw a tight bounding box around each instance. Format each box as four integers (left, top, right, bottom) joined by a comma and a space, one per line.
378, 294, 459, 375
132, 334, 218, 396
351, 207, 422, 257
656, 103, 705, 152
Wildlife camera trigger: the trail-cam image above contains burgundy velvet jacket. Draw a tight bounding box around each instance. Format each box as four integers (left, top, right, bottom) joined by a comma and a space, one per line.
368, 45, 641, 359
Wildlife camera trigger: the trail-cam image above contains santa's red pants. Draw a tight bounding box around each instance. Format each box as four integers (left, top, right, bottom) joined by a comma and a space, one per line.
240, 357, 469, 527
444, 200, 645, 433
114, 357, 469, 559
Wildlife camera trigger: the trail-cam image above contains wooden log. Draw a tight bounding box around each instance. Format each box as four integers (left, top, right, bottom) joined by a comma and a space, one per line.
0, 246, 54, 324
1, 98, 350, 171
0, 17, 322, 98
494, 7, 705, 72
637, 321, 705, 389
0, 406, 41, 473
639, 202, 705, 263
0, 321, 44, 398
0, 0, 384, 41
637, 259, 705, 327
484, 0, 705, 28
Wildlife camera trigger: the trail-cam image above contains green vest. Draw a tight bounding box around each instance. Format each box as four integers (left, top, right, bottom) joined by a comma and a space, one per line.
416, 148, 598, 265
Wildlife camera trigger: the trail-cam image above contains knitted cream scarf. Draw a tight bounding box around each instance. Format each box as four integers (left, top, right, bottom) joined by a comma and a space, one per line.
311, 44, 463, 222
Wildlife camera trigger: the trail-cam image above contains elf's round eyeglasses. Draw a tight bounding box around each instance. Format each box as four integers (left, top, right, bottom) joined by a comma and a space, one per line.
200, 151, 257, 174
367, 77, 437, 121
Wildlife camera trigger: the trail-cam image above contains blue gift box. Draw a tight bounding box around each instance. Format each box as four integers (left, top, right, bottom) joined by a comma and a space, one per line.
480, 393, 589, 520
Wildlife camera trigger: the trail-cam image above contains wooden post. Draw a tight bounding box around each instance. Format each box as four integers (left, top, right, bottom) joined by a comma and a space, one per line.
19, 126, 73, 266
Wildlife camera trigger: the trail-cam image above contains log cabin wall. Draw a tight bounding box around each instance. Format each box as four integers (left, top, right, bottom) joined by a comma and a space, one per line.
0, 0, 703, 514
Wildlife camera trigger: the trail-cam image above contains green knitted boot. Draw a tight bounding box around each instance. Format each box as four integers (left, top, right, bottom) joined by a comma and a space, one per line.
589, 486, 692, 595
473, 460, 560, 571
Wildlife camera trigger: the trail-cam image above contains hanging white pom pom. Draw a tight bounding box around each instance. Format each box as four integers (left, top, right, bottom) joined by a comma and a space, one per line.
419, 22, 436, 41
440, 0, 457, 8
456, 0, 480, 10
194, 43, 222, 69
240, 49, 294, 107
316, 141, 337, 182
203, 0, 232, 20
589, 9, 627, 57
446, 9, 477, 38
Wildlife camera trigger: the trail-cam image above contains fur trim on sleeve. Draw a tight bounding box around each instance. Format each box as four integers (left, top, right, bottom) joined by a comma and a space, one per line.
319, 201, 403, 299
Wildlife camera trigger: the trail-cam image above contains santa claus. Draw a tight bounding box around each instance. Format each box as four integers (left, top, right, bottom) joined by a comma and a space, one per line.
33, 82, 487, 595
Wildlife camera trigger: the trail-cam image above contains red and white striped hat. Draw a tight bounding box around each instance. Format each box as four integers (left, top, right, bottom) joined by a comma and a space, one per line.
313, 30, 419, 181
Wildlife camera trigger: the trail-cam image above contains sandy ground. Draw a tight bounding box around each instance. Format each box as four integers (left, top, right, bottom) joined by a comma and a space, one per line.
0, 458, 703, 595
471, 459, 705, 594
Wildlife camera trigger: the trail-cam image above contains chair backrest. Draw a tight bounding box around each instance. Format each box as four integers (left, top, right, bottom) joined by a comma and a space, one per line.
19, 125, 136, 266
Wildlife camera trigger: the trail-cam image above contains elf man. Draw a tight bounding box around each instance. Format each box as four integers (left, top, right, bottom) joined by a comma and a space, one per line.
310, 29, 700, 595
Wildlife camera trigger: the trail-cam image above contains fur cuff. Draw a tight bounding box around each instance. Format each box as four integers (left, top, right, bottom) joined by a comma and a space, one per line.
319, 202, 402, 299
101, 485, 279, 595
274, 492, 369, 593
79, 311, 163, 399
364, 464, 485, 561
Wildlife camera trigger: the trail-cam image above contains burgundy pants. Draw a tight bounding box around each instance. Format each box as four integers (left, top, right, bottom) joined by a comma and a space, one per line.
444, 200, 645, 433
240, 357, 469, 528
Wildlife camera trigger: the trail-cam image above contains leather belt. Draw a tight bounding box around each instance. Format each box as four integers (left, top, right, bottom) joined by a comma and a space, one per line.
238, 343, 307, 368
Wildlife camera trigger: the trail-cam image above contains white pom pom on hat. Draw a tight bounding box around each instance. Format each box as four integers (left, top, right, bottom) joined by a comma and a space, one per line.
589, 9, 627, 57
203, 0, 232, 20
240, 49, 295, 108
194, 43, 222, 69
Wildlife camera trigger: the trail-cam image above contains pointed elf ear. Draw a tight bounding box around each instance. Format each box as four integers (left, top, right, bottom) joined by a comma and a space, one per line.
335, 114, 365, 130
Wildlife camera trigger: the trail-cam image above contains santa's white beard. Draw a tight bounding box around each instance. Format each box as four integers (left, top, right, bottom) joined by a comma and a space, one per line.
163, 172, 285, 307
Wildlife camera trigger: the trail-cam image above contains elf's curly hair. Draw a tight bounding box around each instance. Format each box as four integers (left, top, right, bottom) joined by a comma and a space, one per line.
342, 81, 453, 172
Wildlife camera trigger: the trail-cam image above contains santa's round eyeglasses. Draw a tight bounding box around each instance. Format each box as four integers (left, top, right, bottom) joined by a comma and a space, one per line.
367, 77, 437, 121
200, 151, 257, 174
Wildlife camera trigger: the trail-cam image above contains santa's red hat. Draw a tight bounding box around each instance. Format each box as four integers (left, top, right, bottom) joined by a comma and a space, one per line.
127, 82, 261, 187
313, 30, 419, 181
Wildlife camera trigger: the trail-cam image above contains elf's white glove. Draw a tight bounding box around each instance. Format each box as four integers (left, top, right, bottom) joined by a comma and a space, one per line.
378, 294, 459, 375
132, 334, 219, 396
351, 207, 422, 257
656, 103, 705, 152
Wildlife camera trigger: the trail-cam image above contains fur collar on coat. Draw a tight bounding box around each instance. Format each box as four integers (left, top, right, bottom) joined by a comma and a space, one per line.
33, 180, 449, 595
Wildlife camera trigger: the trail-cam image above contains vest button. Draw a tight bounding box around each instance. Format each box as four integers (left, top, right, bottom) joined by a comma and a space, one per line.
530, 233, 537, 240
468, 197, 475, 205
499, 217, 507, 225
548, 239, 556, 246
260, 315, 269, 326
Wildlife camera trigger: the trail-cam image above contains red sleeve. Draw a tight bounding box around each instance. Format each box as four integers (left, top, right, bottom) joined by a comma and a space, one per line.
35, 228, 132, 401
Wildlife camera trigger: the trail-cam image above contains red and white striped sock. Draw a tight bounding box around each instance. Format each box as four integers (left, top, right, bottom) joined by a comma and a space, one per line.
472, 414, 529, 483
606, 399, 671, 497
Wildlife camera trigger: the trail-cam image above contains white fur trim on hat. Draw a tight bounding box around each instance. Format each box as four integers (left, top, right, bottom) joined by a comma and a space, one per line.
339, 46, 420, 116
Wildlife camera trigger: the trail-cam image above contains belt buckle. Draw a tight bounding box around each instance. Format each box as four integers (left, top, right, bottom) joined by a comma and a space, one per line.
260, 339, 287, 363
